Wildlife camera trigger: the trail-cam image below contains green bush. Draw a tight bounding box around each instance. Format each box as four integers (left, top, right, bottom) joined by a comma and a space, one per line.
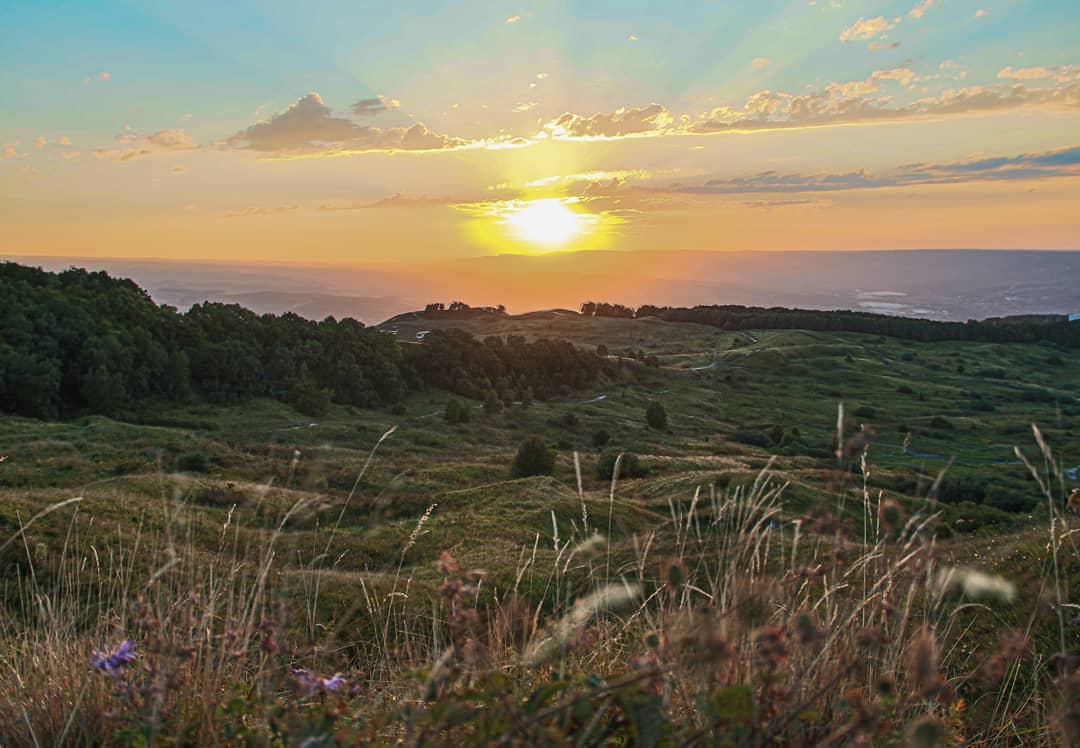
511, 437, 555, 478
484, 389, 503, 416
592, 429, 611, 448
645, 401, 667, 430
596, 450, 647, 480
177, 450, 209, 473
444, 398, 472, 424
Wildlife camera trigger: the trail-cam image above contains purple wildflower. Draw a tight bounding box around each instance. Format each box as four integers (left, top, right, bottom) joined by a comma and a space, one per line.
291, 667, 347, 696
321, 673, 345, 692
91, 639, 136, 676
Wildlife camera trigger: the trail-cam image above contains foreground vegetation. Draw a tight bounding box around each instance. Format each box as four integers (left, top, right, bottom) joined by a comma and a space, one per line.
1, 263, 1079, 744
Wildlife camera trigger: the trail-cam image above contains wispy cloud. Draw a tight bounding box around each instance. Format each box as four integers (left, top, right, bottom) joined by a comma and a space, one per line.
349, 94, 401, 116
670, 145, 1080, 194
909, 0, 936, 20
998, 65, 1080, 84
839, 16, 895, 43
689, 79, 1079, 134
94, 129, 198, 161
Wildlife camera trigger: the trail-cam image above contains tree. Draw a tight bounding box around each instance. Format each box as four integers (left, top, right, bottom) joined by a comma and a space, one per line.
512, 437, 555, 478
592, 429, 611, 448
444, 397, 471, 424
483, 389, 503, 416
645, 401, 668, 430
520, 386, 534, 409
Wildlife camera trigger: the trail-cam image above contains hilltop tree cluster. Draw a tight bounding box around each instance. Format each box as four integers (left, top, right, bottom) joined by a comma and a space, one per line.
0, 264, 607, 419
581, 301, 1080, 346
423, 301, 507, 319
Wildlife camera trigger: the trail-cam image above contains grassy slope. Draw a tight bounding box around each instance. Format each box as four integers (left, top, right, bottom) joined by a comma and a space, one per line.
1, 316, 1078, 744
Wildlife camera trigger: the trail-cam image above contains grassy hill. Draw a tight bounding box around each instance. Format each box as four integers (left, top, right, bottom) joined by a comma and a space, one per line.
1, 312, 1078, 745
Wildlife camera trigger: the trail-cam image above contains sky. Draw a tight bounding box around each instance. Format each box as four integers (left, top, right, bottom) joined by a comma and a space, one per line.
1, 0, 1079, 266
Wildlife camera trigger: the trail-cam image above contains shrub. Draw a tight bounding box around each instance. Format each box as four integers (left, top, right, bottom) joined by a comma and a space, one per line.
444, 398, 471, 424
930, 415, 952, 430
177, 450, 209, 473
592, 429, 611, 448
390, 402, 407, 416
645, 401, 667, 430
732, 429, 770, 448
511, 437, 555, 478
288, 377, 332, 417
483, 389, 503, 416
596, 449, 647, 480
852, 405, 877, 419
897, 384, 914, 394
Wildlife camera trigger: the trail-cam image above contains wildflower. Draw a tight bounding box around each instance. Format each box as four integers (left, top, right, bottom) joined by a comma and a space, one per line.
91, 640, 136, 676
291, 668, 347, 696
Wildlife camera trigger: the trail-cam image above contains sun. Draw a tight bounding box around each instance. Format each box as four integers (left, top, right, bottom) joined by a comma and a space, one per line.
502, 198, 590, 247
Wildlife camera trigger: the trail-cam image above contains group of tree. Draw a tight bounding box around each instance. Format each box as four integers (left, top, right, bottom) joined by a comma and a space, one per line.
580, 301, 1080, 347
0, 263, 608, 419
579, 301, 634, 318
423, 301, 506, 319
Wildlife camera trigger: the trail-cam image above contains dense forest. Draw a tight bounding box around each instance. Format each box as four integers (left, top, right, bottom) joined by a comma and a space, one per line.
0, 263, 609, 419
581, 301, 1080, 346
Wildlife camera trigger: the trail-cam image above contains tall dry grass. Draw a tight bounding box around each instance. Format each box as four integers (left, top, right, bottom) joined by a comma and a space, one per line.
0, 421, 1074, 745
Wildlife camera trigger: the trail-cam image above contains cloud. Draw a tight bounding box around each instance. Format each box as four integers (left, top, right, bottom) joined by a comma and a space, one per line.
670, 145, 1080, 194
540, 103, 677, 139
505, 15, 521, 24
689, 79, 1080, 134
909, 0, 935, 19
975, 9, 987, 18
146, 129, 197, 150
752, 57, 772, 70
227, 92, 468, 155
83, 71, 111, 84
93, 128, 199, 161
349, 94, 401, 116
839, 16, 895, 42
998, 65, 1080, 84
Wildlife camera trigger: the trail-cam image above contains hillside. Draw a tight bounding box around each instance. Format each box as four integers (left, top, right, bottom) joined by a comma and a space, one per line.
1, 267, 1079, 745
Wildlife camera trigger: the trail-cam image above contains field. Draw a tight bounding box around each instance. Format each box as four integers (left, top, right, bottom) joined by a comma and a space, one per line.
1, 314, 1078, 745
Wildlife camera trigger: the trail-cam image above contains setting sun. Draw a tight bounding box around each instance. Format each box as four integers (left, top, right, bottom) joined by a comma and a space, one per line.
502, 198, 590, 248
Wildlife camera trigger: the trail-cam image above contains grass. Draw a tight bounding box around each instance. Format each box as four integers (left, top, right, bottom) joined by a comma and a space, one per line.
0, 318, 1078, 744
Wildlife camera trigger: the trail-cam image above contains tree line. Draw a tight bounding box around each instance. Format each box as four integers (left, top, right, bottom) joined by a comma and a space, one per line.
0, 263, 609, 419
579, 301, 1080, 347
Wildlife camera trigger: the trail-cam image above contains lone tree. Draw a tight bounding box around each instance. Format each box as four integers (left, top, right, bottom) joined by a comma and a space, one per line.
444, 397, 471, 424
645, 401, 668, 430
511, 437, 555, 478
483, 389, 503, 416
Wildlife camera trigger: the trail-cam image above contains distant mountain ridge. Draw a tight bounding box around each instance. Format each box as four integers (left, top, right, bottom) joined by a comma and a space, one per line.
5, 249, 1079, 323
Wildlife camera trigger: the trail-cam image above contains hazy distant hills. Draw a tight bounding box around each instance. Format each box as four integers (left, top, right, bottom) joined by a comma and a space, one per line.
6, 249, 1079, 323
